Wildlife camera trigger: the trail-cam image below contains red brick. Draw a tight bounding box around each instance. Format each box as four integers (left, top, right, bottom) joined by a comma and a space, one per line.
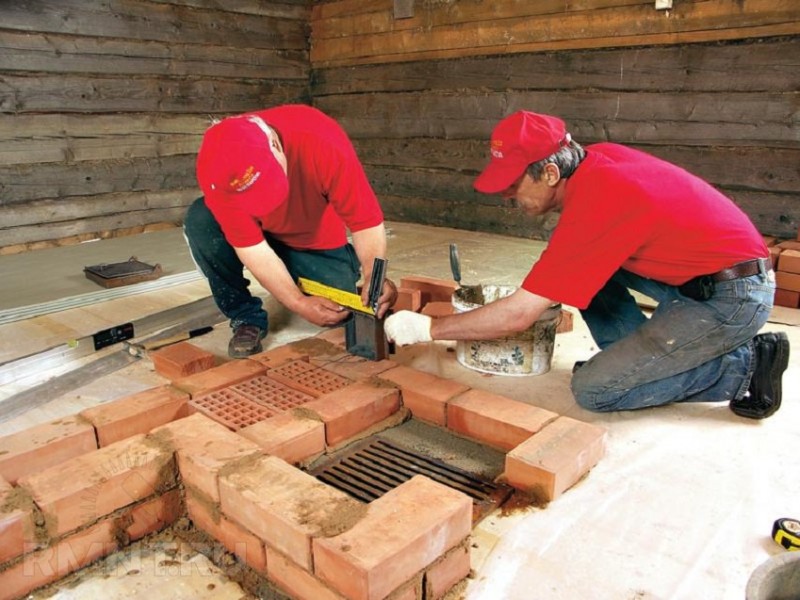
426, 542, 471, 600
775, 288, 800, 308
171, 358, 266, 397
150, 341, 216, 381
17, 433, 176, 537
505, 416, 607, 502
80, 385, 190, 446
126, 489, 183, 542
777, 249, 800, 274
0, 477, 38, 564
266, 360, 352, 398
313, 327, 347, 347
313, 475, 472, 600
769, 246, 782, 267
556, 309, 574, 333
399, 276, 459, 305
0, 518, 118, 600
318, 356, 397, 382
185, 490, 266, 573
378, 365, 469, 426
447, 388, 558, 451
776, 271, 800, 292
189, 387, 277, 431
250, 344, 311, 369
238, 411, 325, 465
150, 413, 262, 502
394, 287, 422, 313
777, 240, 800, 251
420, 301, 455, 317
219, 455, 364, 571
266, 547, 347, 600
302, 380, 402, 447
0, 416, 97, 485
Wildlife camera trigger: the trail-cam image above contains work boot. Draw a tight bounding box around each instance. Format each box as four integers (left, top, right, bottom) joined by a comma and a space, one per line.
228, 324, 266, 358
730, 332, 790, 419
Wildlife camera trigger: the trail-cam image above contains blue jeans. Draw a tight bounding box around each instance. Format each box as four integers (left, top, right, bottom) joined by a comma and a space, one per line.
183, 198, 361, 332
571, 267, 774, 412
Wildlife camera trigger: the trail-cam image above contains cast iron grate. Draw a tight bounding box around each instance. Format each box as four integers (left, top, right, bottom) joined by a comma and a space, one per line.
309, 437, 512, 523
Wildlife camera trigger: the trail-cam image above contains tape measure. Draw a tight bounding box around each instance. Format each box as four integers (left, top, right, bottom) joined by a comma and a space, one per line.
298, 278, 375, 316
772, 518, 800, 551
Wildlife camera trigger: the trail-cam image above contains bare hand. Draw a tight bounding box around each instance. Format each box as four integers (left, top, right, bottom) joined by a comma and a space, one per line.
296, 296, 350, 327
360, 277, 398, 318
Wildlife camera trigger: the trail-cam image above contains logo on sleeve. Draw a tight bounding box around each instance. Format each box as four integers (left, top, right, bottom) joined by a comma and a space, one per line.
229, 165, 261, 193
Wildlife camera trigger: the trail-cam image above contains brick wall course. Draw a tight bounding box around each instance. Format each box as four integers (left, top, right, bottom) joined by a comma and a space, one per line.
0, 477, 39, 565
398, 276, 458, 305
171, 358, 266, 397
447, 389, 559, 451
313, 475, 472, 600
266, 547, 348, 600
505, 416, 607, 502
425, 542, 471, 600
219, 455, 366, 572
377, 365, 469, 426
126, 489, 183, 543
0, 417, 97, 485
80, 385, 190, 447
237, 411, 326, 466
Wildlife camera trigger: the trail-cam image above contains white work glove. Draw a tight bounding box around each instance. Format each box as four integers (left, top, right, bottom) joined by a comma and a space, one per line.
384, 311, 433, 346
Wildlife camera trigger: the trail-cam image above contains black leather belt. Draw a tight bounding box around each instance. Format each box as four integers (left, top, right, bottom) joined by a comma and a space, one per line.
710, 258, 771, 282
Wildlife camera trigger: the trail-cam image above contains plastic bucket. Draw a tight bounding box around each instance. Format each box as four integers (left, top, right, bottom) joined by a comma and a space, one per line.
452, 285, 561, 376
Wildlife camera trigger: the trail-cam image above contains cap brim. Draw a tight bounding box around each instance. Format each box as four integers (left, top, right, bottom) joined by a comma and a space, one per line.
473, 159, 527, 194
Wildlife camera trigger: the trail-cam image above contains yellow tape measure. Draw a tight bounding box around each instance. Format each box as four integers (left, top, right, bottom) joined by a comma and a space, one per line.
773, 518, 800, 551
298, 278, 375, 316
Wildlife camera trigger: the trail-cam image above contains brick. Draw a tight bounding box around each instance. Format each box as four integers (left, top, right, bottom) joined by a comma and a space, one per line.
426, 543, 471, 600
266, 547, 347, 600
171, 358, 266, 397
505, 416, 607, 502
769, 246, 782, 267
313, 327, 347, 347
266, 360, 352, 398
219, 455, 364, 571
250, 344, 311, 369
80, 385, 190, 447
777, 240, 800, 251
313, 475, 472, 600
302, 380, 402, 447
238, 411, 325, 465
556, 309, 574, 333
420, 301, 454, 317
0, 416, 97, 485
399, 276, 459, 305
319, 357, 397, 382
190, 387, 278, 431
150, 341, 216, 381
763, 235, 778, 247
394, 287, 422, 312
185, 490, 266, 573
776, 271, 800, 293
0, 518, 118, 600
777, 249, 800, 274
377, 365, 469, 426
126, 488, 183, 542
150, 413, 262, 502
775, 288, 800, 308
0, 477, 38, 564
447, 389, 559, 451
18, 433, 176, 537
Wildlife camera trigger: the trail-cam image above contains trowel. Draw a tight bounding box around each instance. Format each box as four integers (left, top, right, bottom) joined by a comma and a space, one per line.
449, 243, 483, 302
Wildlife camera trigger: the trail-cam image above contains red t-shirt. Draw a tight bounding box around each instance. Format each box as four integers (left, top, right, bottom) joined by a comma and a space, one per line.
523, 143, 768, 309
205, 105, 384, 249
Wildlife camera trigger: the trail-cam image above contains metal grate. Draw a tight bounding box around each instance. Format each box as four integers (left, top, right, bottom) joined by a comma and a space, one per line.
309, 437, 512, 523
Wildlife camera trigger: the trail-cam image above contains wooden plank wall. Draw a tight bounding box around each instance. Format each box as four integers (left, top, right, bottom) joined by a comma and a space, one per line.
310, 0, 800, 240
0, 0, 310, 254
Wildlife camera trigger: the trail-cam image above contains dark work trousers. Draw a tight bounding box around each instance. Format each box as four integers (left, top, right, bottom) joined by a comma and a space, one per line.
183, 197, 361, 333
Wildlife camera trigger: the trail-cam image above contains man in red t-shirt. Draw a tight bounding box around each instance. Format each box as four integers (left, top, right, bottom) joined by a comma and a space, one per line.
185, 105, 397, 358
385, 111, 789, 419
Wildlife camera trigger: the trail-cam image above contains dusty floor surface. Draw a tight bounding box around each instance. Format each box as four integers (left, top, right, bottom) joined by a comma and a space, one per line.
1, 221, 798, 600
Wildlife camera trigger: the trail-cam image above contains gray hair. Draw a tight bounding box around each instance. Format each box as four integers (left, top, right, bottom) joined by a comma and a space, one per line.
526, 139, 586, 180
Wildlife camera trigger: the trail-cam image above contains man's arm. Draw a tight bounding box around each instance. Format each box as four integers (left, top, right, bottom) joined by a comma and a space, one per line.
385, 287, 554, 345
235, 242, 350, 327
351, 223, 397, 317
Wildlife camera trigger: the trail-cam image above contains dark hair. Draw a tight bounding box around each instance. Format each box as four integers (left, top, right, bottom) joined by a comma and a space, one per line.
526, 139, 586, 180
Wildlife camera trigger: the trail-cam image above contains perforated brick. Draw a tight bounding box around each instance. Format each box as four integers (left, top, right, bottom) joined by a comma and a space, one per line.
266, 360, 352, 397
230, 375, 315, 413
190, 388, 276, 431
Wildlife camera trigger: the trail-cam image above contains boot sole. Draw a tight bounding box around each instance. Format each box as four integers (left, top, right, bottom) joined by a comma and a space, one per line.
732, 332, 789, 419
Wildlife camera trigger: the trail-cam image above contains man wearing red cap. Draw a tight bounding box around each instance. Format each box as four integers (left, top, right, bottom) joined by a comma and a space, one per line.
385, 110, 789, 419
185, 104, 397, 358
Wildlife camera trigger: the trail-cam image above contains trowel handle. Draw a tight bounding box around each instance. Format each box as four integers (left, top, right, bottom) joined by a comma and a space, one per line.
449, 243, 462, 284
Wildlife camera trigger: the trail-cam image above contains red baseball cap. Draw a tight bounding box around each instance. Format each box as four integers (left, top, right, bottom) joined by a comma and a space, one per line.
196, 115, 289, 216
474, 111, 570, 194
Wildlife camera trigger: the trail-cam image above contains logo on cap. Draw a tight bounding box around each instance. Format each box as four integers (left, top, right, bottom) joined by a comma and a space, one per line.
490, 139, 505, 159
229, 165, 261, 193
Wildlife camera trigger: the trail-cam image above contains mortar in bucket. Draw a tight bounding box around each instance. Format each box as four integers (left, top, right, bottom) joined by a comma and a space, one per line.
452, 285, 561, 376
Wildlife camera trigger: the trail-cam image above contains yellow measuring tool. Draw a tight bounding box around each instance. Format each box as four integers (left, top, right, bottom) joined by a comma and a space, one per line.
298, 278, 375, 316
773, 518, 800, 551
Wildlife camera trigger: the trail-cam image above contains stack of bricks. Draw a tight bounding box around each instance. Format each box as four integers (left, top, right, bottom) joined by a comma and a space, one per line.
396, 275, 574, 333
766, 230, 800, 309
0, 317, 605, 600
